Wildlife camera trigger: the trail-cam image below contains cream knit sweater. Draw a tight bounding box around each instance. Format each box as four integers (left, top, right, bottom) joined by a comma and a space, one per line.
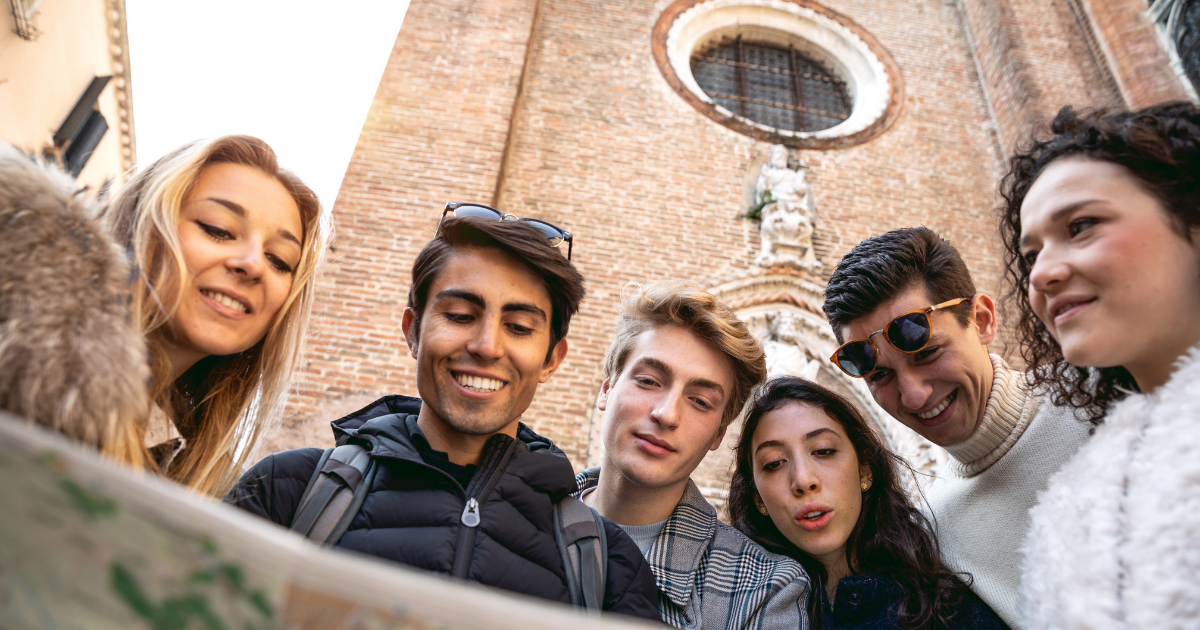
923, 355, 1091, 629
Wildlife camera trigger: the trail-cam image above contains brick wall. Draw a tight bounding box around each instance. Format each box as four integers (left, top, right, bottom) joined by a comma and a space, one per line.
257, 0, 539, 454
490, 0, 1007, 468
1081, 0, 1190, 107
957, 0, 1130, 154
957, 0, 1188, 155
259, 0, 1187, 473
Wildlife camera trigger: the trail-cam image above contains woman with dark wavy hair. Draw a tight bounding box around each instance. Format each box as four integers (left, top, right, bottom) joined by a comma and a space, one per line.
999, 102, 1200, 628
729, 376, 1006, 629
998, 102, 1200, 425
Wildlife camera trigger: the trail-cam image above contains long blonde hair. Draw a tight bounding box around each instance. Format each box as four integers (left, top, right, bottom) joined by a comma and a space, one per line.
102, 135, 329, 496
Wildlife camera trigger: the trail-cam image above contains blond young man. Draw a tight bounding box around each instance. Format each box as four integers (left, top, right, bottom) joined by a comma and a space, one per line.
578, 280, 811, 630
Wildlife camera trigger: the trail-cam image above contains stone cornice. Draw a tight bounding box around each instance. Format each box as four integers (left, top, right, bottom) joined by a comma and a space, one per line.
106, 0, 135, 173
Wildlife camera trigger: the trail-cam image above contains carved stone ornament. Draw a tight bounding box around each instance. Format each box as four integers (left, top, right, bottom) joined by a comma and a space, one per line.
754, 145, 821, 271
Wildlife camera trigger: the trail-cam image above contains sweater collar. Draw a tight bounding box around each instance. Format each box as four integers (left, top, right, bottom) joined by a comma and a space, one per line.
944, 354, 1033, 475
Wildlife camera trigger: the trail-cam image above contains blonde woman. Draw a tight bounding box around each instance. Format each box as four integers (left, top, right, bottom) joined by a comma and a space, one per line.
101, 135, 329, 496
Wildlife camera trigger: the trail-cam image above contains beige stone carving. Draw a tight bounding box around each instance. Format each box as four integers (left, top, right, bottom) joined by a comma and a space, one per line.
754, 145, 819, 269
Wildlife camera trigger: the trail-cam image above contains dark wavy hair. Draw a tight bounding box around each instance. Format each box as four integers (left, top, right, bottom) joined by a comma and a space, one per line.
729, 377, 972, 629
824, 227, 977, 344
998, 102, 1200, 425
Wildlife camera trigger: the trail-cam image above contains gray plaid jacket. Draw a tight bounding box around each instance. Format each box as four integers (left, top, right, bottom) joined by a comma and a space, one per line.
577, 468, 811, 630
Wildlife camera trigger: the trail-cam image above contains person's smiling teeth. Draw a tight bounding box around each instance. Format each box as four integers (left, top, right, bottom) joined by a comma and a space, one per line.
916, 390, 955, 420
202, 289, 248, 313
454, 372, 506, 393
803, 511, 826, 520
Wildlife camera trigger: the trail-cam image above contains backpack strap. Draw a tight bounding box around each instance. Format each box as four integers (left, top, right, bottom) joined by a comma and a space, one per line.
553, 496, 608, 613
290, 443, 377, 545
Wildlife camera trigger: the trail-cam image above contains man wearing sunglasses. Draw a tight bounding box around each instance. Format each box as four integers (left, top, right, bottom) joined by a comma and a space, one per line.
232, 206, 659, 619
822, 227, 1089, 629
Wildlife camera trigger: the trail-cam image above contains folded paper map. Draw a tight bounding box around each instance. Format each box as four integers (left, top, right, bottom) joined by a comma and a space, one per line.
0, 411, 659, 630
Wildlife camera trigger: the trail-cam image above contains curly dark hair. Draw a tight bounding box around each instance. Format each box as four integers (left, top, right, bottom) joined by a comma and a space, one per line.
997, 102, 1200, 425
728, 377, 973, 629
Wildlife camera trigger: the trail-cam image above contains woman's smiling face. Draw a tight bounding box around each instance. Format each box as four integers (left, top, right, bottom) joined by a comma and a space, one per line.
1019, 157, 1200, 390
167, 162, 303, 373
751, 402, 870, 571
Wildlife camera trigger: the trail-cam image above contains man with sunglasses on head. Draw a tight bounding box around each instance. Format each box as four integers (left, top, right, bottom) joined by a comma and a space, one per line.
231, 205, 659, 619
822, 227, 1089, 629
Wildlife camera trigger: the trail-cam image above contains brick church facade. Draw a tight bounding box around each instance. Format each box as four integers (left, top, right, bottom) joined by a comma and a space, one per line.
261, 0, 1196, 501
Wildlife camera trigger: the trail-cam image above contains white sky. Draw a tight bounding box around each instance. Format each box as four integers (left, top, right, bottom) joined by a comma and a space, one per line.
125, 0, 411, 210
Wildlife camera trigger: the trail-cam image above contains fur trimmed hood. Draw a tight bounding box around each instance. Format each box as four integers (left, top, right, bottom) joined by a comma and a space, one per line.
1020, 345, 1200, 629
0, 144, 149, 447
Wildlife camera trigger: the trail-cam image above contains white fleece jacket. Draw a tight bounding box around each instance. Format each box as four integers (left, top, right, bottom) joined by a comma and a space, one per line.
1021, 345, 1200, 629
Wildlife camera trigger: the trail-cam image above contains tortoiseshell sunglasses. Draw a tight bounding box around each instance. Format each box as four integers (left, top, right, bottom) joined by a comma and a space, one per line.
829, 297, 970, 377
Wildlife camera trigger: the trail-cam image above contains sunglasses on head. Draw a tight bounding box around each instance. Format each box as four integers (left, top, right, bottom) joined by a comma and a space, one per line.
438, 202, 574, 260
829, 297, 971, 378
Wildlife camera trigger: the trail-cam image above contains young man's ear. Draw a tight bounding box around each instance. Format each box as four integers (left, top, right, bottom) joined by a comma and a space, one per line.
538, 338, 569, 383
596, 377, 612, 411
401, 307, 419, 359
971, 293, 999, 346
708, 426, 727, 451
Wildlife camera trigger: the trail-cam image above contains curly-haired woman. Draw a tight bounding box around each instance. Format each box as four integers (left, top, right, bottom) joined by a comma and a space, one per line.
999, 102, 1200, 627
728, 376, 1007, 629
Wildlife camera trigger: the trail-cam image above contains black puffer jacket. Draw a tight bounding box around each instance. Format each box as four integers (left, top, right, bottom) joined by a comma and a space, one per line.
231, 395, 659, 620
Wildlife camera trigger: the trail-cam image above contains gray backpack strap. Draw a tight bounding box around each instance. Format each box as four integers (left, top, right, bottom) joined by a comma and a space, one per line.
553, 496, 608, 613
290, 443, 377, 545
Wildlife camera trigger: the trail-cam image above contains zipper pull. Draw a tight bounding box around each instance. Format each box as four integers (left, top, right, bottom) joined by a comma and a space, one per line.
461, 497, 480, 528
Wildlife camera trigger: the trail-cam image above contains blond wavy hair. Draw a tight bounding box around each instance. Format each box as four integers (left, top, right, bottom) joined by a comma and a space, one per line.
602, 280, 767, 429
102, 135, 329, 496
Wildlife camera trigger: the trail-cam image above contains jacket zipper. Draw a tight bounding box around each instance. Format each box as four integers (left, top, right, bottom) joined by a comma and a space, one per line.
460, 498, 480, 527
449, 436, 520, 578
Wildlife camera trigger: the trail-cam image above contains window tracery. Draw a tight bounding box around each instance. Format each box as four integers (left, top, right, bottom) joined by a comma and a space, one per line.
691, 38, 851, 132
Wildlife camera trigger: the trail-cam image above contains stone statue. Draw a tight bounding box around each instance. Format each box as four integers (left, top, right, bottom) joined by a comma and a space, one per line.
754, 145, 819, 269
759, 312, 826, 381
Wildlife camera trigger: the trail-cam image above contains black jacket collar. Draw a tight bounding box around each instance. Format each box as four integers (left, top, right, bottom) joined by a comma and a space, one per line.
327, 394, 574, 495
